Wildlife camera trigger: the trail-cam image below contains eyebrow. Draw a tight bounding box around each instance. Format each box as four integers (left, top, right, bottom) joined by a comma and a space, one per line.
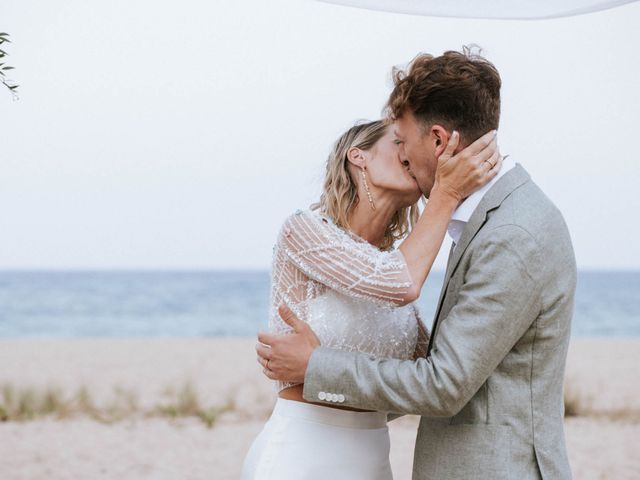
394, 130, 404, 139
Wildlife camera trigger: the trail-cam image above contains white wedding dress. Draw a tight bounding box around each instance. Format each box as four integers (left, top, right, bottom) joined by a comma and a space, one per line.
241, 209, 428, 479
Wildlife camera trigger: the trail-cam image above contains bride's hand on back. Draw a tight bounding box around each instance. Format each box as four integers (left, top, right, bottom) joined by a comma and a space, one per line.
432, 129, 502, 203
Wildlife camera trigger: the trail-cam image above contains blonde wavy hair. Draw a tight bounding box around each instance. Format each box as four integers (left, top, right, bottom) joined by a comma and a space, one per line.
312, 120, 421, 251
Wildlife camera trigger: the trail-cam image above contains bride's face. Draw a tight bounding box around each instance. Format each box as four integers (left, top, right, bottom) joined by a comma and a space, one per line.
361, 126, 422, 206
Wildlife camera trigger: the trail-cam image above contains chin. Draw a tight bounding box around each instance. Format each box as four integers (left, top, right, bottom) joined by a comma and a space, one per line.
400, 190, 422, 207
419, 180, 435, 198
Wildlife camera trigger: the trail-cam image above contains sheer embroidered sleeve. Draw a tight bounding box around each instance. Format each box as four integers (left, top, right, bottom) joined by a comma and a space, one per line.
277, 209, 414, 305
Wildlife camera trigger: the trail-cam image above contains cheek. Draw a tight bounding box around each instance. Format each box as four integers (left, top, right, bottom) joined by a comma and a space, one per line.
409, 145, 433, 174
426, 156, 438, 176
369, 157, 394, 182
367, 156, 402, 186
407, 146, 423, 170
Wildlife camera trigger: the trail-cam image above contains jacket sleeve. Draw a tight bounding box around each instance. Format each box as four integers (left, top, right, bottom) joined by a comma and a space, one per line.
302, 224, 543, 416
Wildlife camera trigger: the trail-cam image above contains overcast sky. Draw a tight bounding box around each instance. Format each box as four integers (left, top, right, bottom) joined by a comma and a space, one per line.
2, 0, 639, 271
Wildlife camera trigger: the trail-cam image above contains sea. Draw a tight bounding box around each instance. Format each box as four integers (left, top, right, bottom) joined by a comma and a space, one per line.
0, 270, 638, 338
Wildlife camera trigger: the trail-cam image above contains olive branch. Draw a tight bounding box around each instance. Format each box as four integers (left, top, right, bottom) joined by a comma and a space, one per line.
0, 32, 19, 99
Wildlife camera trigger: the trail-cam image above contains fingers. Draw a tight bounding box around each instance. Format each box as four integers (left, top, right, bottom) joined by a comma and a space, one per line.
256, 343, 277, 380
466, 129, 498, 157
257, 331, 277, 346
481, 149, 500, 171
256, 354, 268, 369
259, 361, 275, 379
481, 153, 503, 182
489, 152, 503, 174
489, 156, 503, 180
439, 130, 460, 161
278, 304, 304, 332
476, 136, 498, 164
255, 341, 273, 361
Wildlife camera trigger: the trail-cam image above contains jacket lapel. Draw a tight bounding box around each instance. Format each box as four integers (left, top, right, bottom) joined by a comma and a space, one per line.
426, 164, 531, 355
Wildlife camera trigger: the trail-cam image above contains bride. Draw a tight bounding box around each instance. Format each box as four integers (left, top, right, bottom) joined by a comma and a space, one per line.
242, 119, 500, 479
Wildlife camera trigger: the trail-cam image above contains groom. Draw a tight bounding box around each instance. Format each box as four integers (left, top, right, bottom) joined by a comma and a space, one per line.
257, 48, 576, 479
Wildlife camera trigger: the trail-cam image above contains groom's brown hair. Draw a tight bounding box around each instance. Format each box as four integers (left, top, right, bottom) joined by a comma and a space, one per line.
386, 45, 501, 145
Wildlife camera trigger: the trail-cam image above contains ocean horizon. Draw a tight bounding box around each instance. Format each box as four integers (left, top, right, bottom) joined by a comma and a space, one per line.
0, 269, 638, 338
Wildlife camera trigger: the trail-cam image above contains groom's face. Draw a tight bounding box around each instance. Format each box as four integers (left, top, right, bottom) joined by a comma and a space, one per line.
394, 111, 440, 198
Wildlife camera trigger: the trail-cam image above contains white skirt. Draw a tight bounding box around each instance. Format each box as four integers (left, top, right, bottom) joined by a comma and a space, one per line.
241, 398, 392, 480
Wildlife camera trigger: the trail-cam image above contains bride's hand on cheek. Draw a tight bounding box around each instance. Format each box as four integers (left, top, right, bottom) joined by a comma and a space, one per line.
432, 129, 502, 203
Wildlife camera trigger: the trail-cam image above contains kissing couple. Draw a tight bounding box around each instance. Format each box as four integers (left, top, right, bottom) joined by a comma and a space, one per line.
244, 46, 577, 480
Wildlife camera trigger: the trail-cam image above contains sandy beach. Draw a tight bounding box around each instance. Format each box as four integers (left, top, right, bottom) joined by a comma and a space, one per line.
1, 337, 639, 479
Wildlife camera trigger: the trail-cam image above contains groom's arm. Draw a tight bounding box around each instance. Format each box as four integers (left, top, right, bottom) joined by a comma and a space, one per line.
302, 225, 543, 416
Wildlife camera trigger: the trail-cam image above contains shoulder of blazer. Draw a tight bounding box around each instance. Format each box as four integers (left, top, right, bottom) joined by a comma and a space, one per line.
443, 163, 531, 280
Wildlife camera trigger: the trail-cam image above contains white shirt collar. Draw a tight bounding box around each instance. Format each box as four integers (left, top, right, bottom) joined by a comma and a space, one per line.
447, 156, 517, 245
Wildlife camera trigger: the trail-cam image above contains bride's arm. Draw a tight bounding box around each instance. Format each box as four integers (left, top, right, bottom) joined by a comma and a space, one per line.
280, 130, 500, 307
398, 130, 501, 302
279, 209, 413, 305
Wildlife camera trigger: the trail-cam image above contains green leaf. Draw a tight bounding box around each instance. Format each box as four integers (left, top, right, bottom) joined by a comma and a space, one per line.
2, 66, 14, 70
9, 85, 18, 90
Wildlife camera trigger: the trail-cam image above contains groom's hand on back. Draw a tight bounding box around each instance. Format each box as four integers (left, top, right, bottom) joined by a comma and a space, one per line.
256, 305, 321, 384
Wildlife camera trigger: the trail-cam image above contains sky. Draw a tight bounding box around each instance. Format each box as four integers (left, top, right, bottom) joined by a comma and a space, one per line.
2, 0, 639, 271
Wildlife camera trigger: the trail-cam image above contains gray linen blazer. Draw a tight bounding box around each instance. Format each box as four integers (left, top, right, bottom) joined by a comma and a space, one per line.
302, 164, 577, 479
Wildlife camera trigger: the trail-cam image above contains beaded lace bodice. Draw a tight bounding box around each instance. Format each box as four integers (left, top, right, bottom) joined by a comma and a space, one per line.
269, 208, 429, 392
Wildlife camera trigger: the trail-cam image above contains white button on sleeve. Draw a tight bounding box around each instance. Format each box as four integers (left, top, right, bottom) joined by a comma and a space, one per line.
337, 394, 345, 403
318, 391, 327, 401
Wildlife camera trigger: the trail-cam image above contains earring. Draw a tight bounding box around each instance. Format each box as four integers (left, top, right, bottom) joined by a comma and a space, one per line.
360, 166, 376, 211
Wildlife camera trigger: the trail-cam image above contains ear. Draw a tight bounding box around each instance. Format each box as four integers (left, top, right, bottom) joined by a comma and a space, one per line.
347, 147, 366, 168
430, 125, 452, 158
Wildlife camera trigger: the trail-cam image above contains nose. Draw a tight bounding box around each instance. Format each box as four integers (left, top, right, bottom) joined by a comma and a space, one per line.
398, 145, 409, 164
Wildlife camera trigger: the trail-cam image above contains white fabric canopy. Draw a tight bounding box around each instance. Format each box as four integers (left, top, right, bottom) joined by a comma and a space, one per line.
316, 0, 638, 19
